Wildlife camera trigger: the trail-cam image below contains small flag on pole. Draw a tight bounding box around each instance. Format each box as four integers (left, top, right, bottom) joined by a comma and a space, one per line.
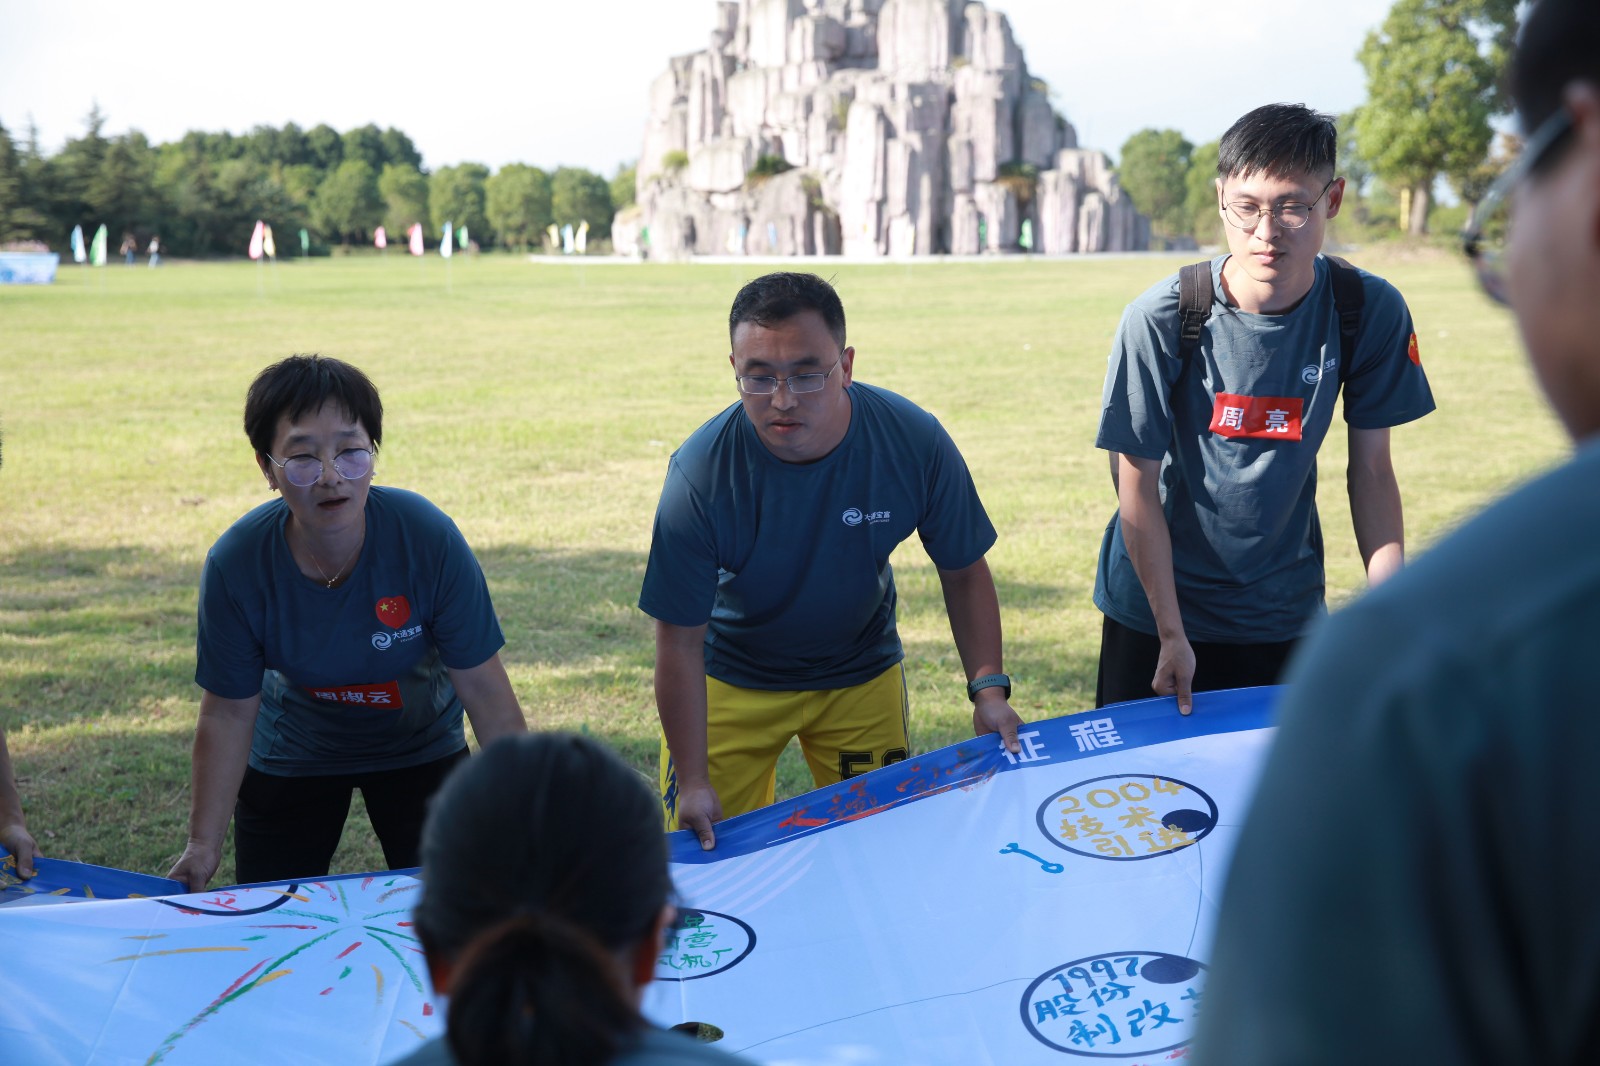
440, 221, 454, 259
458, 225, 469, 252
546, 224, 559, 251
408, 223, 424, 256
248, 220, 266, 261
561, 224, 574, 255
374, 226, 387, 250
90, 224, 108, 266
576, 220, 588, 255
263, 224, 277, 259
70, 225, 87, 264
299, 228, 310, 256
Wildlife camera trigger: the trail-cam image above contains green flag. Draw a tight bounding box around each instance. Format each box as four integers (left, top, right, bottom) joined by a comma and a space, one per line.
299, 228, 310, 255
89, 224, 108, 266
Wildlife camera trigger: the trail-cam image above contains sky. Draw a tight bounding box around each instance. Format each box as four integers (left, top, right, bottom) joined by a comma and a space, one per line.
0, 0, 1397, 175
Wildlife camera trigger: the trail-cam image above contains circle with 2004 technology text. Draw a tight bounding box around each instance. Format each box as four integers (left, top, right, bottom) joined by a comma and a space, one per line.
1035, 774, 1217, 861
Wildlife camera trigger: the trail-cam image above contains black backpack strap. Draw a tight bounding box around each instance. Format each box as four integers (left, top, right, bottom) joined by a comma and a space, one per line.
1177, 261, 1213, 363
1322, 255, 1365, 381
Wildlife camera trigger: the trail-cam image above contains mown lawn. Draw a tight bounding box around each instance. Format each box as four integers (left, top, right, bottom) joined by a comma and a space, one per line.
0, 248, 1561, 877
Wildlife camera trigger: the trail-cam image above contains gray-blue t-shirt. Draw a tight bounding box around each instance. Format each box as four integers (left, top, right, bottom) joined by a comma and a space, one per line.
1094, 254, 1435, 643
638, 382, 996, 690
196, 486, 505, 775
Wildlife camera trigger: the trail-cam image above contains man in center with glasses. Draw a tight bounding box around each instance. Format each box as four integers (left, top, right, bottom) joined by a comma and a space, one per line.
1094, 103, 1435, 713
641, 271, 1022, 851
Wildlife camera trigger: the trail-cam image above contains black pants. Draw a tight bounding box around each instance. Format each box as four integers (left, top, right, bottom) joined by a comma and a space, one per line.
233, 748, 468, 885
1095, 615, 1298, 708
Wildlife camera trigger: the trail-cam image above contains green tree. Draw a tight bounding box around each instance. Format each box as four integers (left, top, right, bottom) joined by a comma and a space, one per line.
278, 164, 321, 210
341, 124, 387, 172
88, 133, 157, 235
0, 121, 49, 242
428, 163, 490, 243
304, 123, 344, 172
609, 162, 637, 212
486, 164, 553, 251
379, 128, 423, 171
1353, 0, 1518, 233
313, 159, 382, 244
551, 166, 613, 239
242, 123, 308, 168
1182, 140, 1221, 245
1116, 128, 1193, 243
48, 105, 112, 237
378, 163, 430, 240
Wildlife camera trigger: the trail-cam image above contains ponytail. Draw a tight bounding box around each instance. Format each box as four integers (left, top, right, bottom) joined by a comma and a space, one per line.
446, 912, 644, 1066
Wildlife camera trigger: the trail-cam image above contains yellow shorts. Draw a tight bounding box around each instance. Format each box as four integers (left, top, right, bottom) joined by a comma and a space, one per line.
661, 662, 910, 829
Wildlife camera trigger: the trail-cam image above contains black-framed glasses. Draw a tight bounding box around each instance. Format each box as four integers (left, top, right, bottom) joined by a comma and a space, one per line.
1221, 177, 1337, 231
735, 355, 843, 396
1462, 107, 1575, 307
266, 447, 375, 488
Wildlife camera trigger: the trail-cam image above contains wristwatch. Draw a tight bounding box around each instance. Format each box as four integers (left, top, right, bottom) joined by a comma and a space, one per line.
967, 673, 1011, 701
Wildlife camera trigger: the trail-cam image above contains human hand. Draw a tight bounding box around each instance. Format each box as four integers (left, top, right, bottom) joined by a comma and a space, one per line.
972, 691, 1023, 754
167, 841, 221, 893
675, 782, 723, 852
1152, 636, 1196, 715
0, 822, 41, 880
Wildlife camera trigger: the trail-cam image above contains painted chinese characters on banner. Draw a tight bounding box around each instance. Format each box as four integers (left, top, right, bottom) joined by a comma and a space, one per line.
0, 689, 1277, 1064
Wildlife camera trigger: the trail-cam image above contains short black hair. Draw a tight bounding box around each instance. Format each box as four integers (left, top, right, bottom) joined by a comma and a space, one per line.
728, 271, 847, 349
242, 355, 383, 456
1217, 104, 1338, 182
1512, 0, 1600, 172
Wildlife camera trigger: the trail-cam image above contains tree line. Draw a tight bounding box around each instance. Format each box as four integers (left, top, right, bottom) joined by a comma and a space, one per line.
0, 110, 637, 257
1115, 0, 1517, 244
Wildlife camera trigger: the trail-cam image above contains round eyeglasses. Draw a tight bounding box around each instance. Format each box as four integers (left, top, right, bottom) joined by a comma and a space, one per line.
735, 355, 843, 396
266, 447, 375, 488
1222, 177, 1337, 232
1462, 107, 1574, 307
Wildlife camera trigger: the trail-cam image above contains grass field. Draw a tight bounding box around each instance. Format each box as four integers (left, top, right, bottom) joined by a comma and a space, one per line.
0, 249, 1564, 880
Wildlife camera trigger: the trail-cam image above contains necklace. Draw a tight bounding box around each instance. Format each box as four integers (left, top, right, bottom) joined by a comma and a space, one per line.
301, 525, 364, 589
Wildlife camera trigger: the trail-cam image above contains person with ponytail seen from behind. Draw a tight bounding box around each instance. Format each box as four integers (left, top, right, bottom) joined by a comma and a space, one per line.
389, 733, 754, 1066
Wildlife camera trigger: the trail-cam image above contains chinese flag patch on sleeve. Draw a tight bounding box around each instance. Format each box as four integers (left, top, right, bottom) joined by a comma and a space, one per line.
1407, 332, 1421, 365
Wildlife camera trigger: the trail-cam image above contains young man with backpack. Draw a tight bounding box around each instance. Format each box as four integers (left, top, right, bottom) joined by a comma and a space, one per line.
1093, 103, 1435, 713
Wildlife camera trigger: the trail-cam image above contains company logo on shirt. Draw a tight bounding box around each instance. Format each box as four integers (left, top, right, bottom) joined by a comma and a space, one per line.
842, 507, 891, 527
304, 680, 404, 709
1301, 357, 1337, 384
1209, 393, 1304, 441
372, 594, 423, 650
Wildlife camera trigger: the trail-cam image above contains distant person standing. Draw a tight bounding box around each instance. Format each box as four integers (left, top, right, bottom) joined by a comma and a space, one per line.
1094, 103, 1435, 713
119, 232, 138, 266
1194, 2, 1600, 1059
146, 235, 161, 267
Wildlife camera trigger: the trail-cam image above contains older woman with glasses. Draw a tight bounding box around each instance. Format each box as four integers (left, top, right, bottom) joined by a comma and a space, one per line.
168, 355, 526, 891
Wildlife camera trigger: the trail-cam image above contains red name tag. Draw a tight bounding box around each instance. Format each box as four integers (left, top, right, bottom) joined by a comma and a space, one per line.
303, 681, 404, 709
1209, 393, 1304, 441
